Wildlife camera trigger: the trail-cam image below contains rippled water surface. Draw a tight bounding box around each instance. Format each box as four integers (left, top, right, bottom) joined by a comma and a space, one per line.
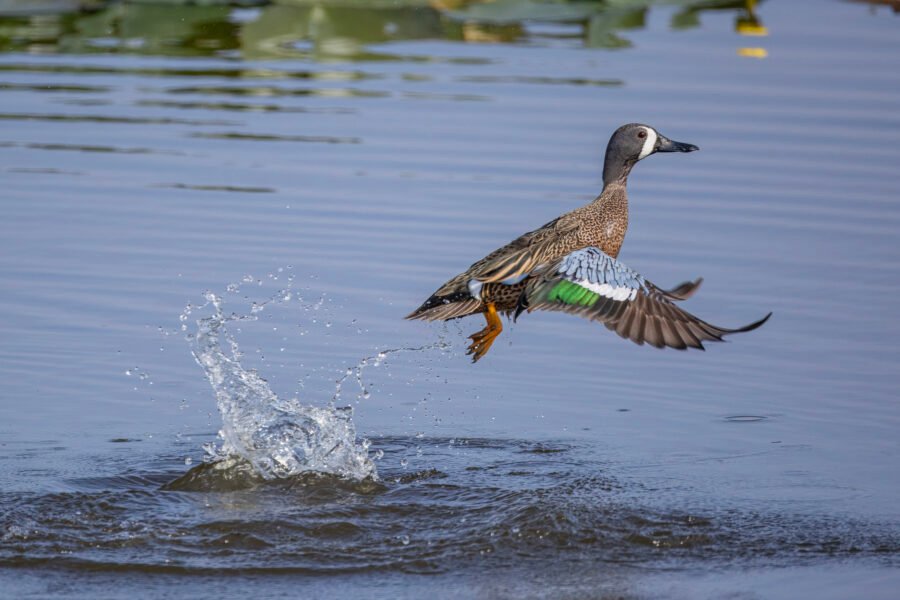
1, 0, 899, 598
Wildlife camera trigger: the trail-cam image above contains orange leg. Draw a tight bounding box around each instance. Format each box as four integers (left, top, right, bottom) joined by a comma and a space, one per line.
466, 302, 503, 363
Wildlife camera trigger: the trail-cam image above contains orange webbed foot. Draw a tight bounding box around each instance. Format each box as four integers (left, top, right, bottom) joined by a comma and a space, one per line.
465, 302, 503, 363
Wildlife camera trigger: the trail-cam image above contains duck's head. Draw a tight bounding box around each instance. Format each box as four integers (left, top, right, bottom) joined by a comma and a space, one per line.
603, 123, 698, 186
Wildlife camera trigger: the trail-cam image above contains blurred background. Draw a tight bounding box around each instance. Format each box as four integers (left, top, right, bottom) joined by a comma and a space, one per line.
1, 1, 898, 598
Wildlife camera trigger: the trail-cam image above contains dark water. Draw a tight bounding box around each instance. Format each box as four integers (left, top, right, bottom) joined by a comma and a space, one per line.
2, 0, 899, 598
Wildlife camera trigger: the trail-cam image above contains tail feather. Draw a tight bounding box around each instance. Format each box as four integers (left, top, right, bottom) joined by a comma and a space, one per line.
406, 292, 482, 322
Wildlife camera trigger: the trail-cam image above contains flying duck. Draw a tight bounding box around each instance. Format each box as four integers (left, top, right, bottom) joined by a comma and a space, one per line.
406, 123, 771, 362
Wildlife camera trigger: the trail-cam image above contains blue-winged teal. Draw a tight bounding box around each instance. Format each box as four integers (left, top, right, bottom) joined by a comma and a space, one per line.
407, 123, 771, 361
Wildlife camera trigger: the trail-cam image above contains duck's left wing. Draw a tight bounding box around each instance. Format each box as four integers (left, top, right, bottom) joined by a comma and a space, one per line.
518, 247, 770, 350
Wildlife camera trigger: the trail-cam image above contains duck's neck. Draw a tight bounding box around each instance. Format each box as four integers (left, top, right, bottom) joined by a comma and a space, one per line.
591, 181, 629, 259
602, 150, 635, 188
596, 150, 635, 258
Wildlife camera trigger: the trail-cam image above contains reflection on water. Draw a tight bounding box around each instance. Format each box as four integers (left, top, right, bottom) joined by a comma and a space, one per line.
0, 112, 236, 125
0, 0, 767, 58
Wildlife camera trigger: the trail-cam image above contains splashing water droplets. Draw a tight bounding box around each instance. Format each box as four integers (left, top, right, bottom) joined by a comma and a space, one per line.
330, 341, 449, 405
186, 285, 377, 481
181, 271, 454, 483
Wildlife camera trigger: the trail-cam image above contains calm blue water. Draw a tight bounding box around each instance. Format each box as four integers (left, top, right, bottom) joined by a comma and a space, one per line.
1, 1, 899, 598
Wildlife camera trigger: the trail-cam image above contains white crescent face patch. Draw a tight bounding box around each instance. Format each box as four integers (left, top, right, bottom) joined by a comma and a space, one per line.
637, 127, 657, 160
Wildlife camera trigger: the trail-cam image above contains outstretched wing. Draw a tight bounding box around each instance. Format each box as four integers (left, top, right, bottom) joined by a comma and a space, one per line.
519, 248, 770, 350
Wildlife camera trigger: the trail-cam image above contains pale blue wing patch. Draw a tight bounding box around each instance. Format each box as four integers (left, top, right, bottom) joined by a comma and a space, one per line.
550, 247, 647, 305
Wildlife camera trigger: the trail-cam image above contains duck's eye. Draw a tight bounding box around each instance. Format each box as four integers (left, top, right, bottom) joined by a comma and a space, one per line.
637, 130, 647, 139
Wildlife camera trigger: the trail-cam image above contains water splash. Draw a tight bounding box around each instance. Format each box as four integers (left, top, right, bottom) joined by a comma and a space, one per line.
180, 272, 455, 483
332, 340, 451, 404
185, 288, 377, 481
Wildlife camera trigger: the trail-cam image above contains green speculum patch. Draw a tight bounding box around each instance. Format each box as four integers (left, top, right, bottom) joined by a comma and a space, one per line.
547, 280, 599, 306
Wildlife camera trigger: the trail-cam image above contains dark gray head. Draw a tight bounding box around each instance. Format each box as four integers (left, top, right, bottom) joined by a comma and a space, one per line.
602, 123, 698, 187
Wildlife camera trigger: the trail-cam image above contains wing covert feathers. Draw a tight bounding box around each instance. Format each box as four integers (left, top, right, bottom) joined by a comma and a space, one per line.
406, 213, 582, 322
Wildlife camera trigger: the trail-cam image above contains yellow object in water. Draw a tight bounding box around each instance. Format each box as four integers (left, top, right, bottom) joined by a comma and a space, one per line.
738, 47, 768, 58
737, 22, 769, 36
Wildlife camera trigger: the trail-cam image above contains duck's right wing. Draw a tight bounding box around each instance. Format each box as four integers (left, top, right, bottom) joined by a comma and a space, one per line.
518, 247, 770, 350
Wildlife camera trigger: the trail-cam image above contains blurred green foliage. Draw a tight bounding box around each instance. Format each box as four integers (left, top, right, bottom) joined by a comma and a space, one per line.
0, 0, 763, 59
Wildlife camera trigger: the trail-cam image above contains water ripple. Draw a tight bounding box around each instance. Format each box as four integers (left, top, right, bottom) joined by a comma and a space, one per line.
1, 436, 896, 575
155, 183, 276, 194
0, 112, 238, 126
0, 82, 108, 93
136, 99, 354, 114
160, 85, 388, 99
1, 141, 181, 155
0, 63, 378, 81
189, 132, 361, 144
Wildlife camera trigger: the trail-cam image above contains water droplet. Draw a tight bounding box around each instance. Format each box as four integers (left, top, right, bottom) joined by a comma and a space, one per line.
398, 534, 410, 545
184, 457, 193, 466
400, 458, 409, 468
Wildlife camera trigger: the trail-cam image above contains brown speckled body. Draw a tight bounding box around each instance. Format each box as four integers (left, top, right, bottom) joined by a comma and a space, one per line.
407, 183, 630, 321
